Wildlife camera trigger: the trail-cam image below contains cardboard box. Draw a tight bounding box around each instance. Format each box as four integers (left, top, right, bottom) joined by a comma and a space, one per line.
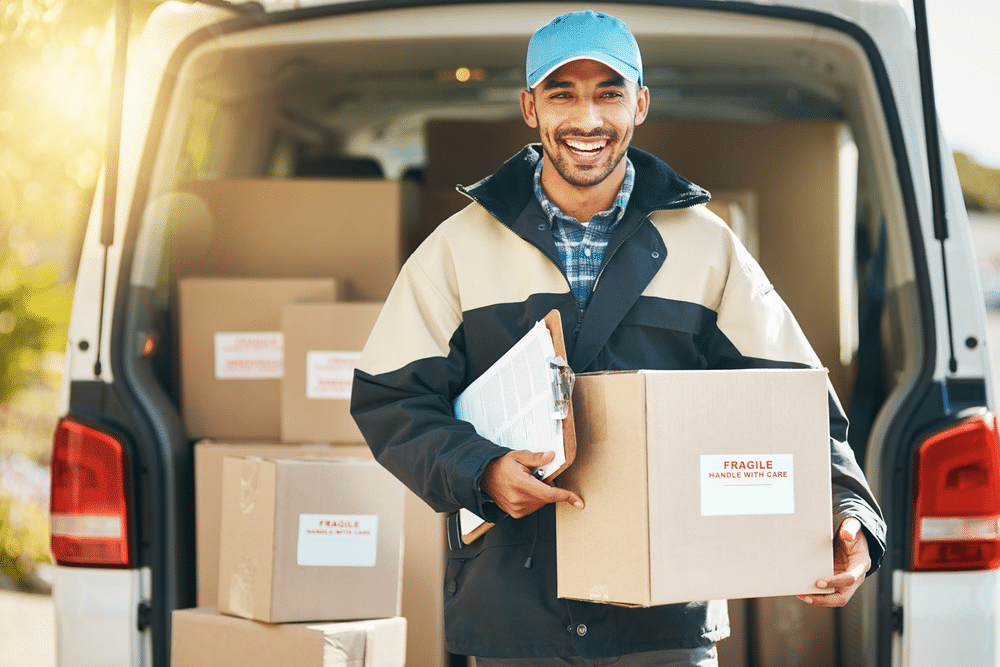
178, 277, 340, 440
423, 120, 537, 188
705, 189, 759, 260
556, 368, 833, 606
171, 179, 420, 301
281, 302, 383, 443
171, 607, 406, 667
195, 441, 449, 667
415, 185, 474, 247
218, 456, 404, 623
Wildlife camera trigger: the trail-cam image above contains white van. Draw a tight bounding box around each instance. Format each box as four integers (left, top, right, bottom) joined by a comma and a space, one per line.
49, 1, 999, 666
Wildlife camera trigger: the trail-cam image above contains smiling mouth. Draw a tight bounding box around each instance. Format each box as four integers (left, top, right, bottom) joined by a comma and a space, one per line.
562, 137, 609, 157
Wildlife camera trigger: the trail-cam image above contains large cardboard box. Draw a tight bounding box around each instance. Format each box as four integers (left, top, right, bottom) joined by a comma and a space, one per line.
178, 277, 340, 439
218, 456, 404, 623
171, 607, 406, 667
556, 368, 833, 606
281, 302, 383, 443
194, 442, 449, 667
171, 179, 420, 301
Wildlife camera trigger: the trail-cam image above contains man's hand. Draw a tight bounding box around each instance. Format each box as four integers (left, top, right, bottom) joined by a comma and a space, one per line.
798, 517, 871, 607
481, 450, 584, 519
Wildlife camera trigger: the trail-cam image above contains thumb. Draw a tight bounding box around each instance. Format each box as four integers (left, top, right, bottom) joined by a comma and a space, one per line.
839, 518, 863, 547
514, 449, 556, 467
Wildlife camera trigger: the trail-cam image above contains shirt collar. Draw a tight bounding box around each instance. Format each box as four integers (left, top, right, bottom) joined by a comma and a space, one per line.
533, 157, 635, 228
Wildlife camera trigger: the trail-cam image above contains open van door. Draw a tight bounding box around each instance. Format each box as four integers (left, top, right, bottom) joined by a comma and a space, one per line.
853, 2, 1000, 666
49, 4, 242, 666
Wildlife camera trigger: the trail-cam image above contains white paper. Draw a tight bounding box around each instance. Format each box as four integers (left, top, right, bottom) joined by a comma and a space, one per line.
700, 454, 795, 516
306, 350, 362, 399
454, 319, 565, 480
297, 514, 378, 567
214, 331, 283, 379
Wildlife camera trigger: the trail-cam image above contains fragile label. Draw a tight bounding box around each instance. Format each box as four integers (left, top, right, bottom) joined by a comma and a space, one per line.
700, 454, 794, 516
214, 332, 284, 379
306, 351, 361, 400
297, 514, 378, 567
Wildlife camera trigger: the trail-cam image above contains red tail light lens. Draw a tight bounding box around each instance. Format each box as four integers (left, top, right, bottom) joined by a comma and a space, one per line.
912, 412, 1000, 571
49, 418, 132, 567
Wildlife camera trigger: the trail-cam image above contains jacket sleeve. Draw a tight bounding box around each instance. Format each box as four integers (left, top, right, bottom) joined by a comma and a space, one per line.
350, 235, 508, 521
713, 234, 888, 573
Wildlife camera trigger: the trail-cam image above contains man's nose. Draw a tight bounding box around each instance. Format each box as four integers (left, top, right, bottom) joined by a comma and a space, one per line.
569, 99, 603, 132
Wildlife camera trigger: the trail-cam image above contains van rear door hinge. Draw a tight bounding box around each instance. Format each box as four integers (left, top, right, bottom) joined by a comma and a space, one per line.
891, 604, 904, 633
137, 601, 152, 632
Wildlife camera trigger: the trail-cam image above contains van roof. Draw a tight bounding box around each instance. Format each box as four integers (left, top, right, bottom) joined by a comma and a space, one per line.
236, 0, 910, 17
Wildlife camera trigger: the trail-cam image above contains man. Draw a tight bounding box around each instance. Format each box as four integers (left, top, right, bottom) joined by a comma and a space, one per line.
352, 10, 886, 666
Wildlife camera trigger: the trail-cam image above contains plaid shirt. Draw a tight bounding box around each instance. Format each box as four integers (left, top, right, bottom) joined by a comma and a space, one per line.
533, 158, 635, 310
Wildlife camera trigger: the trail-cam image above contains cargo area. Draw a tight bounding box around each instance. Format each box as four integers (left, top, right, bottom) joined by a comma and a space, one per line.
119, 4, 916, 666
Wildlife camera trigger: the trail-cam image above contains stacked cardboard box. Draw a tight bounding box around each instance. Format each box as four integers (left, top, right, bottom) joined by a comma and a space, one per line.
217, 455, 404, 622
280, 302, 384, 443
172, 608, 407, 667
172, 179, 447, 667
178, 276, 343, 440
194, 441, 448, 667
173, 455, 408, 667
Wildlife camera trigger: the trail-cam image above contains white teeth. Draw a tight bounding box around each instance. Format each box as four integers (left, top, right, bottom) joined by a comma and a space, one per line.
565, 138, 607, 152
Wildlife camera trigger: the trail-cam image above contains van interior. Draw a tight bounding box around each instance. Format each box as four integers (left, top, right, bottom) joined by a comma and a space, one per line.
132, 5, 918, 666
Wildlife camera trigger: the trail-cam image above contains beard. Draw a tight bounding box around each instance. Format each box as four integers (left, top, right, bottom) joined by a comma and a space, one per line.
542, 126, 633, 188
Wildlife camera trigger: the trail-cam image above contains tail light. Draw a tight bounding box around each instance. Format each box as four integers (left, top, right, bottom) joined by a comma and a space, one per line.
49, 418, 132, 567
912, 412, 1000, 571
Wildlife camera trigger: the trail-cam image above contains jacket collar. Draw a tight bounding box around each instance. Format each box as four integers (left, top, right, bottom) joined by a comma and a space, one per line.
458, 144, 710, 229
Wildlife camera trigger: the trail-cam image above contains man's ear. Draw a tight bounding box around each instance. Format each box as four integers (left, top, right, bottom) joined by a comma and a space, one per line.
521, 89, 539, 129
634, 86, 650, 126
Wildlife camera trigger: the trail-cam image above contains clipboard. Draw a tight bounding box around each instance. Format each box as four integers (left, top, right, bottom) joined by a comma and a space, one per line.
450, 309, 577, 546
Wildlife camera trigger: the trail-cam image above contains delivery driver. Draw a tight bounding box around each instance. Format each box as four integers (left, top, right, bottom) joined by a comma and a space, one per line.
352, 10, 886, 666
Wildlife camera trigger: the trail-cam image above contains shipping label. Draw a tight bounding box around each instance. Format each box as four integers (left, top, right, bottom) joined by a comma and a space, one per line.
214, 332, 284, 379
700, 454, 794, 516
305, 351, 362, 400
297, 514, 378, 567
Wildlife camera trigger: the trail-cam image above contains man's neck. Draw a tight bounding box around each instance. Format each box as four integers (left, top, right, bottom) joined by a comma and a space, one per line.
540, 159, 627, 222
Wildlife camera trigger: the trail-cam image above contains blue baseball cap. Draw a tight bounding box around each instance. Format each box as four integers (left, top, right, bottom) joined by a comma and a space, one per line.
526, 11, 643, 89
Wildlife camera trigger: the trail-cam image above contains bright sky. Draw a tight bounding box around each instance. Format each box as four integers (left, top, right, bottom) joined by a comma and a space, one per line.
926, 0, 1000, 168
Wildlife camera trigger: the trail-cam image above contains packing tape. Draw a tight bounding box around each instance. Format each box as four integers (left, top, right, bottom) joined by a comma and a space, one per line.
238, 457, 261, 514
321, 628, 367, 667
228, 556, 257, 619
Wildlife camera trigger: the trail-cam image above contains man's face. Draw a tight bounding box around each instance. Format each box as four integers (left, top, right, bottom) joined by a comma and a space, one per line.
521, 59, 649, 189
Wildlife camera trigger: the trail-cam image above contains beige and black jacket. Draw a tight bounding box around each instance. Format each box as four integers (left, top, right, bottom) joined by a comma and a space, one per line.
351, 145, 886, 659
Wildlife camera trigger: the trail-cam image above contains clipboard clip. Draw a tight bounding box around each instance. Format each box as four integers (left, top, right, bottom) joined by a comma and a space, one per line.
547, 355, 575, 420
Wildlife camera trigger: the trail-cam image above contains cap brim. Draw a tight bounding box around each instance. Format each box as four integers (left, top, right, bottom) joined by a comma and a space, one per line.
528, 54, 640, 89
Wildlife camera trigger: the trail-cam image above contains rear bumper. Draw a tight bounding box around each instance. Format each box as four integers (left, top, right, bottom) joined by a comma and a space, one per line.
897, 568, 1000, 666
52, 566, 150, 667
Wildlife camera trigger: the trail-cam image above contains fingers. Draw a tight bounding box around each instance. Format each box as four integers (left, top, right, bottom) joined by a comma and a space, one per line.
482, 450, 584, 518
799, 518, 871, 607
798, 570, 866, 607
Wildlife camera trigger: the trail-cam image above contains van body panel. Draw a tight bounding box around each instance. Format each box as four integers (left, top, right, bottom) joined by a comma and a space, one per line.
899, 569, 1000, 667
52, 566, 150, 667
